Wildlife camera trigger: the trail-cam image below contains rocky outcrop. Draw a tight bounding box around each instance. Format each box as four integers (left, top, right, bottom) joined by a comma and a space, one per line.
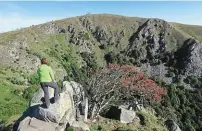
126, 19, 173, 61
0, 121, 4, 131
17, 117, 58, 131
119, 107, 137, 124
140, 63, 172, 84
15, 81, 89, 131
29, 87, 55, 107
106, 106, 137, 124
175, 38, 202, 77
165, 120, 181, 131
71, 121, 90, 131
93, 26, 109, 42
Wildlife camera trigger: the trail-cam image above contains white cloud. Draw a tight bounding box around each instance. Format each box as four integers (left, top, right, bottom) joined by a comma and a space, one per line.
0, 13, 59, 33
0, 2, 60, 33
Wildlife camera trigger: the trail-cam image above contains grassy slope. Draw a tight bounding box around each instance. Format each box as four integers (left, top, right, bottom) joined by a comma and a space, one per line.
171, 22, 202, 42
0, 83, 27, 122
89, 108, 167, 131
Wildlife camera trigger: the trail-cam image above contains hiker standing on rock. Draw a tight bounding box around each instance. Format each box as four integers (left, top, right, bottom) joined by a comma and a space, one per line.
37, 58, 59, 108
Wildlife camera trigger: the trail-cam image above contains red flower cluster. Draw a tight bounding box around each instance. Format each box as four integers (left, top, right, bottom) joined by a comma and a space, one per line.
104, 64, 167, 102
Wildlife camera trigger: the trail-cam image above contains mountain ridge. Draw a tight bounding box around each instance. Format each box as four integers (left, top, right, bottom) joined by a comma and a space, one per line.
0, 14, 202, 80
1, 13, 202, 131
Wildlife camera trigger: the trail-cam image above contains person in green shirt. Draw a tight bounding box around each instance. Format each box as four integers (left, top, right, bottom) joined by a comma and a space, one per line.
37, 58, 59, 108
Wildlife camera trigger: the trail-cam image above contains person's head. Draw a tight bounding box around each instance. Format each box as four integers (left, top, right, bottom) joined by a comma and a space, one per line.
41, 58, 48, 64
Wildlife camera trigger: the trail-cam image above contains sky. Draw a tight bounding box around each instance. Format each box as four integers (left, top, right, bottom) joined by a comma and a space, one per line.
0, 1, 202, 32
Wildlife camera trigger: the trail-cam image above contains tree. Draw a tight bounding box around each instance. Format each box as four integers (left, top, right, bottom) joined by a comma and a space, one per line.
74, 64, 166, 120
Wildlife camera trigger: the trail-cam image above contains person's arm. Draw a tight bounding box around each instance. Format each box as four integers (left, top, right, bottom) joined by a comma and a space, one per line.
49, 67, 55, 82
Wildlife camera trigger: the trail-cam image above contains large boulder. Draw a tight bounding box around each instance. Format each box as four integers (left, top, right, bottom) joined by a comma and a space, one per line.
15, 81, 89, 131
71, 121, 90, 131
106, 106, 137, 124
165, 120, 181, 131
62, 81, 84, 99
119, 107, 137, 124
62, 81, 86, 119
30, 85, 74, 124
17, 117, 58, 131
30, 87, 54, 107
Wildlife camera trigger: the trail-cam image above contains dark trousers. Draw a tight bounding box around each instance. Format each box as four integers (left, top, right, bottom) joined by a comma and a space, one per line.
40, 82, 59, 108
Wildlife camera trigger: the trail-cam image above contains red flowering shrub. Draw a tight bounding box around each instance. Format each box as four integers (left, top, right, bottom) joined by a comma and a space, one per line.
107, 64, 167, 102
76, 64, 166, 119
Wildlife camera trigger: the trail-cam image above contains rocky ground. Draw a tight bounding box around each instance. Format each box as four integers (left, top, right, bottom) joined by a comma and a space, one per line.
14, 81, 176, 131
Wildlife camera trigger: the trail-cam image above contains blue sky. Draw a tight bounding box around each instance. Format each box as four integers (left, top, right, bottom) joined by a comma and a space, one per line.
0, 1, 202, 32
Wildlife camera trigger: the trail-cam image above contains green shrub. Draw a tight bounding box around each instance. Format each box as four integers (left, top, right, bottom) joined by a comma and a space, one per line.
80, 52, 98, 69
187, 76, 199, 85
27, 74, 40, 85
83, 33, 90, 40
99, 44, 107, 49
154, 78, 202, 130
22, 85, 39, 100
167, 72, 175, 77
13, 89, 23, 96
90, 125, 107, 131
32, 52, 42, 59
66, 127, 74, 131
0, 83, 27, 122
0, 70, 6, 75
7, 77, 24, 85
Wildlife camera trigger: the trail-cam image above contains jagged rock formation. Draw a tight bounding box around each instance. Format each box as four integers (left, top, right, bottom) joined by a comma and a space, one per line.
165, 120, 181, 131
125, 18, 187, 62
175, 38, 202, 77
14, 81, 89, 131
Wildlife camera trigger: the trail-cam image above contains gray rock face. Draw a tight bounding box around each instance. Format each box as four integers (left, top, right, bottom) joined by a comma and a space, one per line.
176, 38, 202, 77
126, 19, 172, 61
16, 81, 89, 131
62, 81, 86, 121
119, 107, 137, 124
71, 121, 90, 131
140, 63, 172, 84
106, 106, 137, 124
30, 87, 54, 107
17, 117, 58, 131
30, 86, 74, 124
165, 120, 181, 131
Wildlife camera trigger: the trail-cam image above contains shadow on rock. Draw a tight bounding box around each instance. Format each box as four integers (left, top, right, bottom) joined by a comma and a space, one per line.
13, 104, 41, 131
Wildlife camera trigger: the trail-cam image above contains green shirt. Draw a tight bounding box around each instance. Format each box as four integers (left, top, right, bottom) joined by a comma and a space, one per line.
37, 64, 55, 82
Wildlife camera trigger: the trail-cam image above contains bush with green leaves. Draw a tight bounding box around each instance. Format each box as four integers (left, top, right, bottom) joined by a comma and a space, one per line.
83, 33, 90, 40
90, 125, 107, 131
7, 77, 24, 85
22, 85, 39, 100
80, 52, 98, 69
187, 76, 199, 85
27, 73, 40, 85
13, 89, 23, 96
153, 79, 202, 130
167, 71, 175, 77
